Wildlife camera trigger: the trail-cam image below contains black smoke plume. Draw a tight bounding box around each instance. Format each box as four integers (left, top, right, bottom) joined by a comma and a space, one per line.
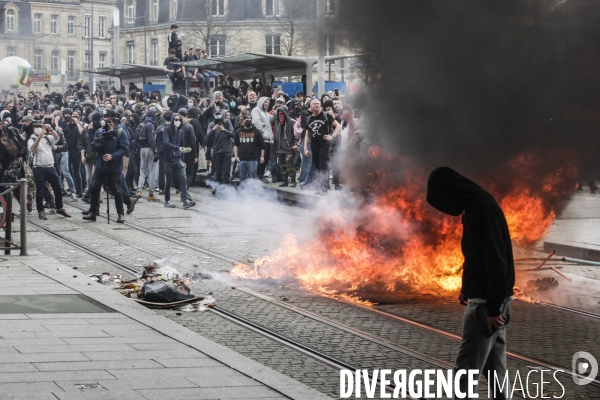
337, 0, 600, 188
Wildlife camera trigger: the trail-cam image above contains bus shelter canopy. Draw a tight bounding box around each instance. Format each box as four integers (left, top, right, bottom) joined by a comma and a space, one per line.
81, 64, 167, 82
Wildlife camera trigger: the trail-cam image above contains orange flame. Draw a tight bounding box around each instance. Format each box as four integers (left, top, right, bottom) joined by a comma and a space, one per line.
231, 149, 577, 303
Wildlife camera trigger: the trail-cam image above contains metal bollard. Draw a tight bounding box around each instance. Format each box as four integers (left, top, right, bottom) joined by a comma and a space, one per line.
5, 191, 11, 255
19, 179, 27, 256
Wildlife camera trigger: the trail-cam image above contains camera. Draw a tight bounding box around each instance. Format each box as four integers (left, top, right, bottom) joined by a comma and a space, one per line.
94, 129, 118, 146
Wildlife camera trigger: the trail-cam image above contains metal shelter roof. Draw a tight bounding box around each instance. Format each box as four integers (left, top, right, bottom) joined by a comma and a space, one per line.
174, 53, 362, 80
80, 64, 167, 82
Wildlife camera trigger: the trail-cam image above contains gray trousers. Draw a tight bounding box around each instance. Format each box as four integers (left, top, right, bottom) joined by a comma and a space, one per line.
454, 300, 511, 399
138, 148, 157, 195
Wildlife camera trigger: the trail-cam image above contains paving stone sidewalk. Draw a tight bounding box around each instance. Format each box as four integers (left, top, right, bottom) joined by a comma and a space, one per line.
0, 253, 330, 400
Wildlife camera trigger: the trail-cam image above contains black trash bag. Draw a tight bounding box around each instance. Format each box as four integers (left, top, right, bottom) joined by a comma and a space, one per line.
140, 280, 195, 303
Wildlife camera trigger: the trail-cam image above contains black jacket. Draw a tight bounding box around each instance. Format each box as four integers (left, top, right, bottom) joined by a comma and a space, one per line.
426, 167, 515, 317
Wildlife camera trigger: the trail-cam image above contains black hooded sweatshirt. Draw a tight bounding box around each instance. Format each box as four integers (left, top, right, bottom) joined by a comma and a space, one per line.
426, 167, 515, 317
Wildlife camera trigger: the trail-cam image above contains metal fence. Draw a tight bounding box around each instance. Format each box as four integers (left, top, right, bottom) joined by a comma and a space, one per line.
0, 179, 28, 256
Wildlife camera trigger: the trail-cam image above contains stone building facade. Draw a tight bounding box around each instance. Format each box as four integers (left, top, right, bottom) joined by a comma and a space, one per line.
0, 0, 353, 91
0, 0, 115, 91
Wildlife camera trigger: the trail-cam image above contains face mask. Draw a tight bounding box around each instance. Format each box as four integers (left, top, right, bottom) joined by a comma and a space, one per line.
100, 119, 106, 127
34, 128, 42, 134
188, 103, 193, 107
230, 101, 236, 108
244, 120, 252, 128
118, 101, 123, 106
69, 99, 74, 103
174, 121, 181, 127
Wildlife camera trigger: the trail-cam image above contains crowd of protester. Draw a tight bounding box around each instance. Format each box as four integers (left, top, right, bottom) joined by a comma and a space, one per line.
0, 66, 361, 222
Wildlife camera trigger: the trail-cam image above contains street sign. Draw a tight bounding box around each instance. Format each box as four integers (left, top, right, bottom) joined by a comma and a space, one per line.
44, 74, 51, 81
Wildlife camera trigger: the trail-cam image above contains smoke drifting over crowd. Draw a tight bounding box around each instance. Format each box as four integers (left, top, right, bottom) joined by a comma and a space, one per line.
338, 0, 600, 183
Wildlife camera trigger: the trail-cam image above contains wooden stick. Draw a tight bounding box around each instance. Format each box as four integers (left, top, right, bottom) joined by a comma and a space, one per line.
523, 266, 563, 271
536, 250, 555, 269
551, 266, 571, 281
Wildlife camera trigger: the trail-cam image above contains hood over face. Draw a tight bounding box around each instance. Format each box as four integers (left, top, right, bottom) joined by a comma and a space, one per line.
169, 113, 180, 134
188, 107, 199, 119
256, 97, 269, 112
426, 167, 486, 216
130, 113, 141, 127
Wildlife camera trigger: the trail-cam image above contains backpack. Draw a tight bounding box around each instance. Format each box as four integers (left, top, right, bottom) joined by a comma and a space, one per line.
135, 123, 147, 145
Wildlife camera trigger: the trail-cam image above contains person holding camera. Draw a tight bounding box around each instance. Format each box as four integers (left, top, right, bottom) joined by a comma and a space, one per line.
205, 110, 234, 192
59, 108, 84, 198
161, 113, 196, 209
82, 111, 129, 223
27, 121, 71, 220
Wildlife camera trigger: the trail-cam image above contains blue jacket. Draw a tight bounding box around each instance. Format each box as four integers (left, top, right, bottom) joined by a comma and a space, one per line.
163, 113, 185, 162
141, 109, 157, 149
91, 127, 129, 173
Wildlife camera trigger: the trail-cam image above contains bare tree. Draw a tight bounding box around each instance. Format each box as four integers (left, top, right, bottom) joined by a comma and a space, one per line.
263, 0, 315, 57
182, 0, 240, 57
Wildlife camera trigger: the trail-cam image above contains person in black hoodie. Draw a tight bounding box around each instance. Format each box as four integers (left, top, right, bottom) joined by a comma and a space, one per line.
177, 108, 197, 195
162, 113, 196, 209
426, 167, 514, 399
234, 114, 265, 181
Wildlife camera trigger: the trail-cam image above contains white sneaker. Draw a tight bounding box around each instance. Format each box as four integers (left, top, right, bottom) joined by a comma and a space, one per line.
71, 193, 78, 202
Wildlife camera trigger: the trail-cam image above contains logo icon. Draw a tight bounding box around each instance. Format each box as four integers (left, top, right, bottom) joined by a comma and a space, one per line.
572, 351, 598, 385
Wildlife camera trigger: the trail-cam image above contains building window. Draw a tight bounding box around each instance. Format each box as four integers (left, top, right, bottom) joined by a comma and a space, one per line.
5, 9, 15, 32
151, 38, 158, 66
34, 49, 42, 70
7, 46, 15, 57
127, 0, 135, 23
152, 0, 159, 21
51, 15, 58, 34
68, 16, 75, 35
211, 0, 224, 16
84, 15, 91, 38
127, 41, 135, 64
85, 51, 91, 69
34, 13, 42, 34
325, 34, 335, 56
99, 52, 106, 68
265, 35, 281, 55
326, 0, 335, 16
171, 0, 177, 20
99, 16, 106, 38
210, 35, 226, 57
67, 51, 75, 76
266, 0, 280, 16
51, 50, 59, 72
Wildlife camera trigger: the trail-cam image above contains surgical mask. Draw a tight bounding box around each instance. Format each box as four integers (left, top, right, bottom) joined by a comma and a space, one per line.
244, 120, 252, 128
69, 99, 74, 103
118, 101, 123, 106
230, 101, 236, 108
34, 128, 42, 134
188, 103, 193, 107
100, 119, 106, 127
174, 121, 181, 127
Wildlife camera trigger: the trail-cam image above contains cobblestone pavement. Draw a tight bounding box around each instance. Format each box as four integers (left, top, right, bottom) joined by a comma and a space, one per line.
21, 186, 600, 399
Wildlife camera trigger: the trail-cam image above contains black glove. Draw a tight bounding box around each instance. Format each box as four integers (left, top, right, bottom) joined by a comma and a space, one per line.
153, 151, 159, 162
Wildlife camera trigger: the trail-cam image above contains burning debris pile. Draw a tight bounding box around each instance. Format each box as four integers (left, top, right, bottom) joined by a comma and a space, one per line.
231, 150, 577, 303
92, 260, 214, 310
526, 277, 560, 292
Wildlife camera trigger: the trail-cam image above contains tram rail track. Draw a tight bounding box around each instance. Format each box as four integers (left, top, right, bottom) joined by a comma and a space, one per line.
25, 202, 600, 391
